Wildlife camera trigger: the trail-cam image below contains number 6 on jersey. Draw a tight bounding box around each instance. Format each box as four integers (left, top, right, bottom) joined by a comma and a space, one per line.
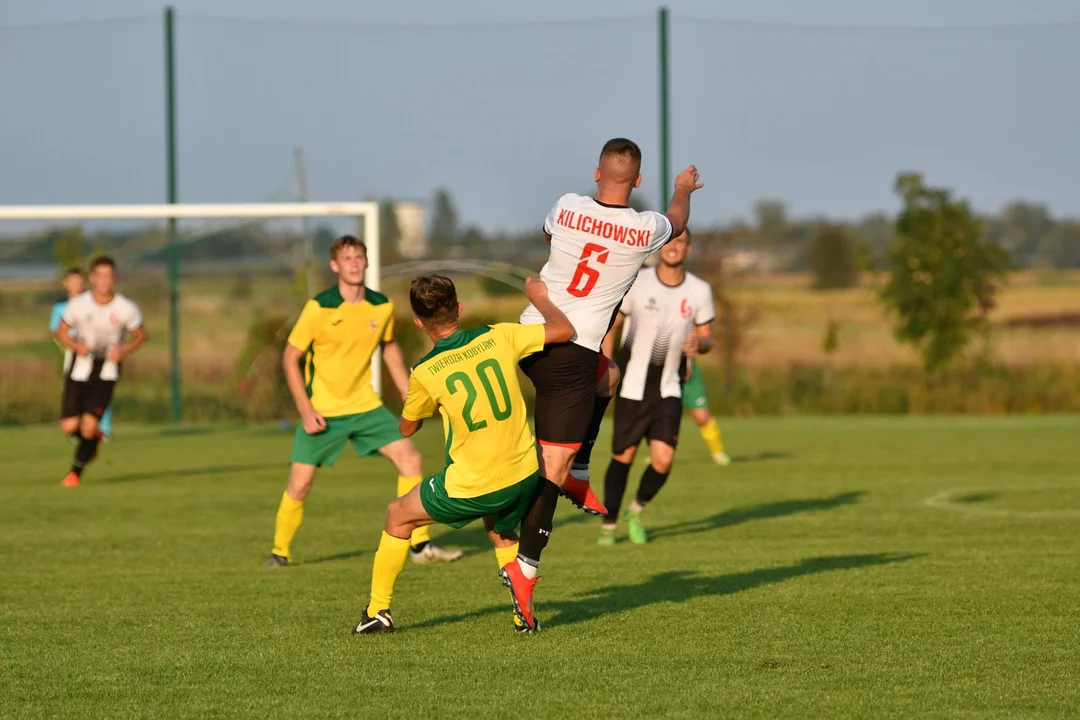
567, 242, 610, 298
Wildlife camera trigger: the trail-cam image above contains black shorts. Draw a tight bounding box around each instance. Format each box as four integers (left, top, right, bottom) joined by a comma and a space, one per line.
612, 394, 683, 454
61, 377, 115, 420
519, 342, 601, 448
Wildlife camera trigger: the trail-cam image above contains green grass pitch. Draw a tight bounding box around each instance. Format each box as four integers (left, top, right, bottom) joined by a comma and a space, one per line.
2, 417, 1078, 718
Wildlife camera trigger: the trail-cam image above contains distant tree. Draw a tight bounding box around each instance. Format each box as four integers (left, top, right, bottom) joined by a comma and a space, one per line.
379, 200, 402, 252
999, 201, 1053, 266
854, 212, 894, 269
809, 224, 859, 290
311, 225, 338, 261
430, 188, 459, 257
881, 173, 1013, 373
52, 225, 86, 274
754, 199, 788, 245
1037, 221, 1080, 268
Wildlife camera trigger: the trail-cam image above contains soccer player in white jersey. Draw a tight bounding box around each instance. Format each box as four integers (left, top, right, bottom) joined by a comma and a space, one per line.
597, 228, 715, 544
50, 268, 116, 439
503, 138, 702, 619
53, 257, 147, 487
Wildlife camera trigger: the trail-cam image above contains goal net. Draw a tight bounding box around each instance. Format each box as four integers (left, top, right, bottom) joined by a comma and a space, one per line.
0, 202, 379, 425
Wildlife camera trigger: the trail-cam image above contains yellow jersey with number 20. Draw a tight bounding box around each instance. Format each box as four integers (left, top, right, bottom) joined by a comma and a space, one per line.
402, 323, 545, 499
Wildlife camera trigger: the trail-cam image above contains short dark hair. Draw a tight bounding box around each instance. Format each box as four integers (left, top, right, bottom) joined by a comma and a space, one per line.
90, 256, 115, 271
410, 275, 458, 326
599, 138, 642, 165
330, 235, 367, 261
63, 267, 84, 278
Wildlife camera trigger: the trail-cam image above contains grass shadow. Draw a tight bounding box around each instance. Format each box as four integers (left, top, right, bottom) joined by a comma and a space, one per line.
730, 451, 792, 464
648, 491, 865, 542
304, 549, 369, 565
101, 462, 281, 484
152, 426, 221, 437
952, 491, 1000, 504
409, 552, 922, 631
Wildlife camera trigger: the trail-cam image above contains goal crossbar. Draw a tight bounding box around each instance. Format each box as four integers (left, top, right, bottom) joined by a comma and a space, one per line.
0, 201, 377, 221
0, 201, 384, 417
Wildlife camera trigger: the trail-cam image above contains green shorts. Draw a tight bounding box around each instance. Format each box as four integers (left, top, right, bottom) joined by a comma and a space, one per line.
682, 364, 710, 411
420, 469, 541, 535
290, 406, 403, 467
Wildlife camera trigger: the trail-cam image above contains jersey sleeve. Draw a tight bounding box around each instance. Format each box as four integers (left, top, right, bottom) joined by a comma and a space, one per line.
49, 304, 65, 333
542, 197, 562, 234
648, 212, 674, 252
382, 304, 395, 343
619, 279, 638, 316
401, 374, 438, 421
696, 286, 716, 325
61, 298, 79, 325
287, 300, 319, 351
500, 323, 546, 360
125, 301, 144, 332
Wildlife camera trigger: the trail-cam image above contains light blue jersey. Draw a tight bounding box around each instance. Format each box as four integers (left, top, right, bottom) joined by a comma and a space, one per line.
51, 300, 113, 436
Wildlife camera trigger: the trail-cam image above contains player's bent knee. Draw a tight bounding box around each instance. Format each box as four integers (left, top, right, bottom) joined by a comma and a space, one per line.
650, 448, 675, 474
79, 416, 99, 439
538, 444, 576, 484
287, 464, 317, 500
613, 446, 637, 464
60, 418, 79, 435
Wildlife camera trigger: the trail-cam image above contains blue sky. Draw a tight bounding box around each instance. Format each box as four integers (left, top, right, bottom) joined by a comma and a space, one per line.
2, 0, 1078, 232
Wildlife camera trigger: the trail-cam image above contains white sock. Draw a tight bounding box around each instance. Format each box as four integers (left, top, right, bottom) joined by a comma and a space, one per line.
516, 557, 539, 579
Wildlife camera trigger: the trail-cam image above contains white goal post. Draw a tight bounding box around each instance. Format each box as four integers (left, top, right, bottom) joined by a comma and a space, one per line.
0, 201, 383, 418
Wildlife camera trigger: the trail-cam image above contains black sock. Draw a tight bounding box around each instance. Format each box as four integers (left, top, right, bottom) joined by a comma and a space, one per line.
573, 394, 614, 471
635, 465, 670, 506
602, 459, 632, 523
517, 479, 560, 566
410, 541, 429, 553
71, 435, 100, 476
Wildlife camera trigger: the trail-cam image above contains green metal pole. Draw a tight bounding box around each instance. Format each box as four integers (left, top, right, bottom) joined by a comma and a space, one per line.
658, 6, 671, 211
165, 6, 182, 423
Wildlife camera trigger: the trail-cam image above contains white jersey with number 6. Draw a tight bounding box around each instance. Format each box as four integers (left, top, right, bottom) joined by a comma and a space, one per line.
519, 193, 673, 352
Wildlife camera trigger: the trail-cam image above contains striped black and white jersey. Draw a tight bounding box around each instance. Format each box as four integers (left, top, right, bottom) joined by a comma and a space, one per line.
520, 193, 673, 352
61, 292, 143, 382
616, 267, 715, 401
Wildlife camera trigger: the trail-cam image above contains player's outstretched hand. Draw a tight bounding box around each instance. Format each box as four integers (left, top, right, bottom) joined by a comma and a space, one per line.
674, 165, 703, 193
301, 408, 327, 435
524, 277, 549, 304
106, 347, 124, 363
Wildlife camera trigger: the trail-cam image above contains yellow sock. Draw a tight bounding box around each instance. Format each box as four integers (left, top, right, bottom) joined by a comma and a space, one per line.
699, 417, 724, 456
368, 531, 412, 613
396, 475, 430, 548
272, 491, 304, 559
494, 542, 519, 570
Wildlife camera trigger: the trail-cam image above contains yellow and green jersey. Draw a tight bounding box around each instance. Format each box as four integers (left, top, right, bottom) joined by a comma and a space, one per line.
287, 285, 394, 418
402, 323, 545, 498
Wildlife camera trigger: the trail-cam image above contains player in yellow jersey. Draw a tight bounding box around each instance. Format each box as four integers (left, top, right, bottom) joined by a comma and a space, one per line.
266, 236, 461, 567
352, 274, 574, 634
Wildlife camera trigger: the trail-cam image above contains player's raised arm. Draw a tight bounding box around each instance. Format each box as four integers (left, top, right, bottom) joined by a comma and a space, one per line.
524, 277, 575, 344
661, 165, 704, 241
